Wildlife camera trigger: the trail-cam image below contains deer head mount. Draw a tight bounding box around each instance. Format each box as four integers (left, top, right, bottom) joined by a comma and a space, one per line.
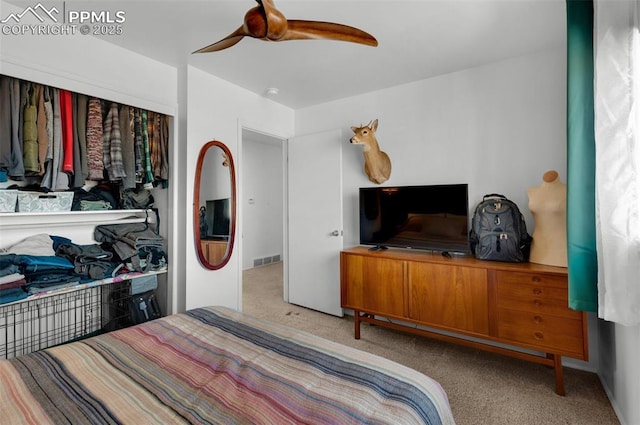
350, 119, 391, 185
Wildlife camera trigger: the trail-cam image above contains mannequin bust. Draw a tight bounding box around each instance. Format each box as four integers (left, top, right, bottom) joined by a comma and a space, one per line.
527, 170, 568, 267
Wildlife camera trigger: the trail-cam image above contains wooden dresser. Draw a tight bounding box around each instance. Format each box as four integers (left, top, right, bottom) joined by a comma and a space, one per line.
200, 240, 228, 265
340, 246, 588, 395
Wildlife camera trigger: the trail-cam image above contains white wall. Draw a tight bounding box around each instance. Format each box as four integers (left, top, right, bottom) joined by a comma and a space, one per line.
599, 321, 640, 425
183, 65, 294, 312
241, 137, 284, 270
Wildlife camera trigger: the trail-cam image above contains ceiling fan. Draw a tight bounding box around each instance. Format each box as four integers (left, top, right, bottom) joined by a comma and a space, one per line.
193, 0, 378, 53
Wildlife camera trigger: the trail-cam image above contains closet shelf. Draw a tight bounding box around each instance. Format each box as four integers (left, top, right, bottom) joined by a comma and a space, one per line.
0, 209, 154, 229
1, 268, 167, 308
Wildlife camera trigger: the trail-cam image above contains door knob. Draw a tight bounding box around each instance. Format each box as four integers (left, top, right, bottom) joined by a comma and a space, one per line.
330, 230, 341, 236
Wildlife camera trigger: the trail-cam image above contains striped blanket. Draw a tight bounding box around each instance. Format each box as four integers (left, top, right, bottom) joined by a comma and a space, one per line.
0, 306, 455, 424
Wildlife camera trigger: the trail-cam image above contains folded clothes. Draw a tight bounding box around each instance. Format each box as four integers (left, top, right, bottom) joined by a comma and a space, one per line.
0, 264, 19, 278
0, 278, 27, 290
80, 199, 112, 210
95, 222, 164, 262
0, 287, 28, 304
28, 280, 80, 295
26, 272, 80, 286
56, 242, 115, 280
50, 235, 73, 251
5, 234, 55, 256
0, 273, 26, 285
56, 243, 112, 261
0, 254, 17, 268
15, 255, 74, 273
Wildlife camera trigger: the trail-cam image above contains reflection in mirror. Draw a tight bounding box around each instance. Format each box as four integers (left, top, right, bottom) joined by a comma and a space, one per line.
194, 141, 236, 270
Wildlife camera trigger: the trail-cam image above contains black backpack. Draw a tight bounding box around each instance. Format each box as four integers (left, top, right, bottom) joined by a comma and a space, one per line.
469, 194, 532, 262
129, 290, 162, 324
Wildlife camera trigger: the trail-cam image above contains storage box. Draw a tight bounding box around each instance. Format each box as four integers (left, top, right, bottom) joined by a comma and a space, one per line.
17, 191, 74, 212
0, 190, 18, 213
130, 274, 158, 295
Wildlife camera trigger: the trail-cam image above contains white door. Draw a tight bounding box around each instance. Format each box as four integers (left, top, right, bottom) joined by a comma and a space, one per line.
287, 129, 343, 316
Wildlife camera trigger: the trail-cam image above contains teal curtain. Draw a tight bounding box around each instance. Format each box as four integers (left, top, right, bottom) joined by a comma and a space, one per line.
566, 0, 597, 312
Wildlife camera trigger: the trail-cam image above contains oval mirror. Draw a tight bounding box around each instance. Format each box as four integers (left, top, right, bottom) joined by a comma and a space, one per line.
194, 140, 236, 270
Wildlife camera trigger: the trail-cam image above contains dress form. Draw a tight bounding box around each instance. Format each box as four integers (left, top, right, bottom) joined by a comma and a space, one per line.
527, 170, 568, 267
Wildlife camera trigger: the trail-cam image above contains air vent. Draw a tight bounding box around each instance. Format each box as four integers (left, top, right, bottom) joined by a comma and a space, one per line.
252, 255, 281, 268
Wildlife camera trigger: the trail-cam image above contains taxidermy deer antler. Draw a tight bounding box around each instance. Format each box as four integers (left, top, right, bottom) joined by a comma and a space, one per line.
193, 0, 378, 53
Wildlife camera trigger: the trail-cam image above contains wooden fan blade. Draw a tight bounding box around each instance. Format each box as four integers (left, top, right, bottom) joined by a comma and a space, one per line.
193, 27, 247, 53
281, 20, 378, 46
257, 0, 288, 40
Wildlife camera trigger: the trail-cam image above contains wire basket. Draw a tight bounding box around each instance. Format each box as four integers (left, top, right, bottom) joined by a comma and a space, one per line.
0, 280, 131, 359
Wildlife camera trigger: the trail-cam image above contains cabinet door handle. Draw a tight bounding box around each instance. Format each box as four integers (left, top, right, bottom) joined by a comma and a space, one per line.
533, 288, 542, 295
534, 332, 544, 340
531, 276, 542, 283
533, 315, 543, 324
534, 300, 542, 307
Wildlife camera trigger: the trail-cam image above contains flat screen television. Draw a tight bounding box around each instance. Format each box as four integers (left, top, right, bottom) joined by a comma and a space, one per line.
359, 184, 469, 254
205, 198, 230, 239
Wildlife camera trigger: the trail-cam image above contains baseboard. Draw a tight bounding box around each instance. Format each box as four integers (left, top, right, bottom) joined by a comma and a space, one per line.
599, 373, 626, 425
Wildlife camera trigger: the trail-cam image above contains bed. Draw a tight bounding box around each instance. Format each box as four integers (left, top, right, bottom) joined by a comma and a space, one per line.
0, 306, 455, 424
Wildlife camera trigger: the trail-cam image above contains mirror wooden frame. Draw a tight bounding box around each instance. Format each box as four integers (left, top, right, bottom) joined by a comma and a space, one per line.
193, 140, 237, 270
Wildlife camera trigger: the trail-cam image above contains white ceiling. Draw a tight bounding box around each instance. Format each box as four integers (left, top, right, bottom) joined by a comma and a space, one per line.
6, 0, 566, 109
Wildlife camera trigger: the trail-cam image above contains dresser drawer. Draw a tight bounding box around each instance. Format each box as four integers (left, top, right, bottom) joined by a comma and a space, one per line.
495, 270, 567, 288
497, 308, 585, 358
495, 271, 579, 319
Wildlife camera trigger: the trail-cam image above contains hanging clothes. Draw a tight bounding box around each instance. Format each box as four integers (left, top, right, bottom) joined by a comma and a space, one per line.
157, 114, 170, 184
1, 77, 170, 195
0, 76, 11, 173
76, 94, 89, 181
119, 105, 136, 189
86, 97, 104, 180
9, 78, 24, 179
148, 111, 158, 178
71, 93, 84, 188
141, 110, 154, 187
18, 81, 27, 167
50, 87, 62, 190
40, 86, 55, 189
103, 102, 126, 181
23, 83, 39, 175
149, 111, 166, 183
36, 84, 49, 176
59, 89, 74, 175
133, 108, 144, 183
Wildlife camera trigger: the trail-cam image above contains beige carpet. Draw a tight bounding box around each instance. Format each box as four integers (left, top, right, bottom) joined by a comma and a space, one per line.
243, 262, 619, 425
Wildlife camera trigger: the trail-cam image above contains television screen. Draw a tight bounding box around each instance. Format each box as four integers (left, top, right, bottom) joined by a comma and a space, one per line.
359, 184, 469, 253
205, 198, 230, 239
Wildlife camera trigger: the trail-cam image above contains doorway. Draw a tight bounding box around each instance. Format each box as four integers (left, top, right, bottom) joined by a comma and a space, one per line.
240, 128, 287, 305
239, 127, 344, 317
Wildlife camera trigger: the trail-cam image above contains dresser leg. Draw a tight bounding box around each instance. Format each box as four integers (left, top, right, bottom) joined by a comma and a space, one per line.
354, 310, 361, 340
552, 354, 565, 396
